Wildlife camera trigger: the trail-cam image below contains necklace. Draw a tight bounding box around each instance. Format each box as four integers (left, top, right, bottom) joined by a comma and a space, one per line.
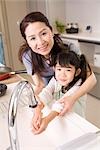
42, 55, 51, 65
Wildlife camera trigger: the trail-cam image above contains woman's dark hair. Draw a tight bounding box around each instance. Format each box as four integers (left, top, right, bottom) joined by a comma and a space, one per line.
20, 12, 52, 40
18, 11, 68, 75
53, 51, 92, 91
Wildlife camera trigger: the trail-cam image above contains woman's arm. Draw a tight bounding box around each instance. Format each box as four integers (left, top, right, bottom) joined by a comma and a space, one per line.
22, 53, 45, 94
59, 72, 97, 116
32, 73, 45, 94
70, 72, 96, 100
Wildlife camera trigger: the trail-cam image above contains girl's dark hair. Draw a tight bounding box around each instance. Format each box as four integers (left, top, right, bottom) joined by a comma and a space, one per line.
18, 11, 68, 75
53, 51, 92, 90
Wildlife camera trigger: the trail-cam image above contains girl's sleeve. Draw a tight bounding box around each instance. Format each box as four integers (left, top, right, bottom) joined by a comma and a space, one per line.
51, 79, 81, 113
39, 77, 56, 105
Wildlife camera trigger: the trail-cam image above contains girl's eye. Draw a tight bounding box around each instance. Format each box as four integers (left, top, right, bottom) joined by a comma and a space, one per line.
66, 69, 71, 71
57, 68, 61, 71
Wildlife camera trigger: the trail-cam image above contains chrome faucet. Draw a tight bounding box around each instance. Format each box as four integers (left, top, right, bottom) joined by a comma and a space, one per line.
7, 80, 38, 150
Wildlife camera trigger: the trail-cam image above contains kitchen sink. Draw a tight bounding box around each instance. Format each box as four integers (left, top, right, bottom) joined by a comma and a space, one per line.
0, 106, 99, 150
0, 82, 99, 150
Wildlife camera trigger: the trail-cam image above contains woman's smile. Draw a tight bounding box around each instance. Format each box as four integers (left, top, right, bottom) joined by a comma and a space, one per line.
38, 43, 48, 51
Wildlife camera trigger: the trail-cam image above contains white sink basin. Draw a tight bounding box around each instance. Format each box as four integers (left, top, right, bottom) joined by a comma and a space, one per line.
0, 82, 99, 150
0, 106, 99, 150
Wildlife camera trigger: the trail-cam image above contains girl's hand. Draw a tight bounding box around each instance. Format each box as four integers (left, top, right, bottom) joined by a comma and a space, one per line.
32, 111, 58, 134
32, 117, 49, 134
31, 107, 43, 131
58, 95, 75, 116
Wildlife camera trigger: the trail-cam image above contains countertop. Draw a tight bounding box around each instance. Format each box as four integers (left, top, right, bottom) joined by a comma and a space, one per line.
0, 82, 100, 150
0, 74, 22, 84
61, 32, 100, 43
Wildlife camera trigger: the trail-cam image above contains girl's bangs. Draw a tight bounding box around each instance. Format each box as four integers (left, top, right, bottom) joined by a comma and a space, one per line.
57, 56, 71, 67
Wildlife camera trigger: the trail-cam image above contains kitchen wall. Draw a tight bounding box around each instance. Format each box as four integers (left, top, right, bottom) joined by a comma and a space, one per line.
0, 0, 28, 70
28, 0, 66, 31
65, 0, 100, 33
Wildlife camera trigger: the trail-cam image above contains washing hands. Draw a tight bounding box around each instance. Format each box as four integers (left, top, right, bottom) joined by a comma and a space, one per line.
31, 101, 64, 134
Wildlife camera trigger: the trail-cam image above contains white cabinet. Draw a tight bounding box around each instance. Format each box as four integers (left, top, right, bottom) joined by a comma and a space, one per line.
79, 41, 100, 67
79, 41, 95, 65
94, 45, 100, 67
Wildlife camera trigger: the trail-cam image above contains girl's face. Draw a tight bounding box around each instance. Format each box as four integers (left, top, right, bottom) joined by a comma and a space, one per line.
54, 63, 76, 86
25, 22, 54, 57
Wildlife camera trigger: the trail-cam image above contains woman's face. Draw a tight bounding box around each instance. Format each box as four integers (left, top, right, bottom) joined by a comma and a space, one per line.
25, 22, 54, 57
54, 63, 76, 86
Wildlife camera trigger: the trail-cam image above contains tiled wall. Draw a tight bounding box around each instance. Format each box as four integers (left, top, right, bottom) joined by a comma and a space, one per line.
65, 0, 100, 33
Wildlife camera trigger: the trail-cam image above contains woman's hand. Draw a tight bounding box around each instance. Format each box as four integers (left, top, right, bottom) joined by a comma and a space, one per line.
58, 95, 75, 116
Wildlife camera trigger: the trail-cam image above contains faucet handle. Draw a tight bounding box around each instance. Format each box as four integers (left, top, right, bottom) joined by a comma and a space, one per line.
29, 102, 38, 108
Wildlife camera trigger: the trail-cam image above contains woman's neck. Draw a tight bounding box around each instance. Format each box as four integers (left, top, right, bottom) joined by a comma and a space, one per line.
44, 54, 50, 59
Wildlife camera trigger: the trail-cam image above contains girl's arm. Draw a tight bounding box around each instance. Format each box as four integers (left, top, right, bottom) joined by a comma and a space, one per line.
32, 111, 59, 134
32, 101, 64, 134
59, 72, 97, 116
32, 100, 44, 132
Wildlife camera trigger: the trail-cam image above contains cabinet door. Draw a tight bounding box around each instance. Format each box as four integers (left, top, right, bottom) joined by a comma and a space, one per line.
94, 44, 100, 67
89, 72, 100, 99
79, 42, 95, 65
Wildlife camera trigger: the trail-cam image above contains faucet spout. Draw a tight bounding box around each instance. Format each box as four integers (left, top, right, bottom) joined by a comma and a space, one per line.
7, 81, 38, 150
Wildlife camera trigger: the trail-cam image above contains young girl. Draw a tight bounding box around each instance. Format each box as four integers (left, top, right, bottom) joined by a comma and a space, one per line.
32, 51, 92, 134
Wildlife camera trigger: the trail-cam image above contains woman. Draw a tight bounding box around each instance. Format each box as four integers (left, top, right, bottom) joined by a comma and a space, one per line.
18, 12, 96, 116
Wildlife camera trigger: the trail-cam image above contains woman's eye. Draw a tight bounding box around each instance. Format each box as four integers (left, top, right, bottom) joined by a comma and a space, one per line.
31, 37, 36, 40
42, 32, 47, 36
57, 68, 61, 71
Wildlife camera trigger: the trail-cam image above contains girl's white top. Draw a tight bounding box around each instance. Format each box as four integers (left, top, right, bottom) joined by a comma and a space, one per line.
39, 77, 86, 117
